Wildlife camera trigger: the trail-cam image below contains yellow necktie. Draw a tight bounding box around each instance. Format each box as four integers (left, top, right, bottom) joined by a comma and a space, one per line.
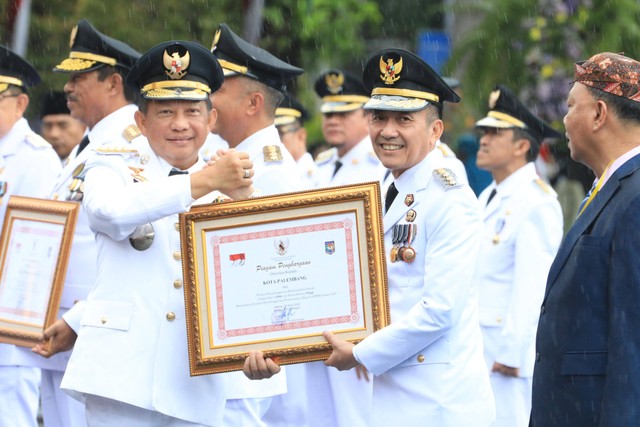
577, 161, 613, 217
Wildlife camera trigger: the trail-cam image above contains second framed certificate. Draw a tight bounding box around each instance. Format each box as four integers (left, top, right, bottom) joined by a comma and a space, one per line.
180, 182, 389, 375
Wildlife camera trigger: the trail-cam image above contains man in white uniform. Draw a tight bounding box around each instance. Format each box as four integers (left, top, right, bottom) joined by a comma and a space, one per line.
313, 69, 386, 188
39, 91, 86, 165
323, 46, 496, 427
246, 48, 496, 427
474, 84, 563, 427
210, 23, 303, 426
28, 20, 142, 427
275, 92, 317, 189
58, 40, 254, 427
0, 43, 62, 427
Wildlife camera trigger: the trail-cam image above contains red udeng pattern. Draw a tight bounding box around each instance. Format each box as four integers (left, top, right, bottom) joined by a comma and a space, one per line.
211, 219, 360, 340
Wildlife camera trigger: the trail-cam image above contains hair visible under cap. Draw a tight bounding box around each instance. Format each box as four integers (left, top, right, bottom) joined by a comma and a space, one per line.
511, 127, 539, 162
585, 85, 640, 126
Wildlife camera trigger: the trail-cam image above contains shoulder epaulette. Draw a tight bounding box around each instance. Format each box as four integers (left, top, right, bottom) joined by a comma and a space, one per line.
263, 145, 283, 163
534, 178, 552, 194
437, 143, 456, 158
433, 168, 462, 190
315, 148, 336, 165
122, 125, 141, 143
25, 133, 52, 149
94, 146, 140, 157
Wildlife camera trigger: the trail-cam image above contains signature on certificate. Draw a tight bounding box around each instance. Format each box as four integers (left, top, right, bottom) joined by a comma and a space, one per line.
271, 305, 296, 325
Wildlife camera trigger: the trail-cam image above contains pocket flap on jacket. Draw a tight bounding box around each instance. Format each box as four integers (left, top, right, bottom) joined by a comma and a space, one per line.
561, 351, 607, 376
80, 300, 134, 331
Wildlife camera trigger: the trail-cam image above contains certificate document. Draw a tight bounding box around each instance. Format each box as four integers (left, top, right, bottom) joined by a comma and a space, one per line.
0, 219, 63, 326
0, 196, 79, 347
205, 212, 364, 346
181, 182, 389, 374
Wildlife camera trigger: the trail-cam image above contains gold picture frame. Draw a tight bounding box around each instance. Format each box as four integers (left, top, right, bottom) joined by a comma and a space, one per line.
180, 182, 389, 375
0, 196, 79, 347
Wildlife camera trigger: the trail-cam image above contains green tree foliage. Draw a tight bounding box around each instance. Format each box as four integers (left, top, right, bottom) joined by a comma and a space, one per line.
449, 0, 640, 130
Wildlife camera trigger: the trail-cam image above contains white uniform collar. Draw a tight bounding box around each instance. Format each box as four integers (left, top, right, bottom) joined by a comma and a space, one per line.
494, 162, 539, 198
338, 135, 372, 164
88, 104, 138, 145
0, 117, 29, 156
235, 124, 279, 158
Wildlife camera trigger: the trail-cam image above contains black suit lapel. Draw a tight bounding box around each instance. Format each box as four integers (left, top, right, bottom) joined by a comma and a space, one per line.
544, 154, 640, 298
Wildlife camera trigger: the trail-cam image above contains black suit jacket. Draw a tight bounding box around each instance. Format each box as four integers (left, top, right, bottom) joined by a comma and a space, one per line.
531, 153, 640, 426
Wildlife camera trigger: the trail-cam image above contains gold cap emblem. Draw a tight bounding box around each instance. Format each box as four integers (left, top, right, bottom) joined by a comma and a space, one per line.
211, 29, 221, 52
379, 55, 403, 85
325, 72, 345, 94
69, 25, 78, 48
489, 89, 501, 109
163, 49, 190, 80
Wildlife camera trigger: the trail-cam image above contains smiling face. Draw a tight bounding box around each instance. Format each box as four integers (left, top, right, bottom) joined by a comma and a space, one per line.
135, 99, 215, 170
369, 107, 442, 178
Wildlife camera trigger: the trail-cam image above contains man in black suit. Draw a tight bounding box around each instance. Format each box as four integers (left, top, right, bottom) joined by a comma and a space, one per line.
531, 52, 640, 426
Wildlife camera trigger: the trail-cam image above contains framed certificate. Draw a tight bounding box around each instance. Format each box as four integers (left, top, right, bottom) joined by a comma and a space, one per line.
180, 182, 389, 375
0, 196, 79, 347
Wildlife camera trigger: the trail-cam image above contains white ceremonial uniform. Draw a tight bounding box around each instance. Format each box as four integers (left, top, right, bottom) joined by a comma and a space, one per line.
224, 125, 298, 427
352, 148, 495, 427
313, 136, 386, 188
0, 117, 62, 427
304, 141, 377, 427
295, 152, 318, 190
60, 138, 226, 426
262, 147, 314, 427
13, 103, 140, 427
436, 140, 468, 185
200, 133, 228, 163
476, 162, 562, 427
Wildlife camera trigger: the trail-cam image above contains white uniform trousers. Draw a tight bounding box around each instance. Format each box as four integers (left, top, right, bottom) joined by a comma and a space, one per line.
482, 327, 532, 427
0, 365, 40, 427
263, 364, 309, 427
41, 369, 86, 427
305, 361, 372, 427
85, 394, 208, 427
488, 374, 531, 427
224, 397, 272, 427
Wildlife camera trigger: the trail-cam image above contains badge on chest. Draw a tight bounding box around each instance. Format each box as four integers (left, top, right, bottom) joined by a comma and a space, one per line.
390, 223, 417, 263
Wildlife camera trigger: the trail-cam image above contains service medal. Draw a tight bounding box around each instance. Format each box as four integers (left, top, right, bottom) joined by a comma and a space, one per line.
401, 246, 416, 263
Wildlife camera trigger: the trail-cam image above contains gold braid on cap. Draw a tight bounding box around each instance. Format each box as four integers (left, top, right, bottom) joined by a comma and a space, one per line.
141, 80, 211, 95
216, 59, 248, 75
372, 87, 439, 103
488, 111, 527, 128
0, 76, 24, 87
321, 95, 370, 104
275, 108, 302, 118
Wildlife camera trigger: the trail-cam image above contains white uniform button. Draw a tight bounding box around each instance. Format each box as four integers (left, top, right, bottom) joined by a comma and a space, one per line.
173, 279, 182, 289
173, 251, 181, 261
416, 354, 425, 363
496, 316, 503, 324
166, 312, 176, 321
101, 316, 108, 324
174, 222, 179, 231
